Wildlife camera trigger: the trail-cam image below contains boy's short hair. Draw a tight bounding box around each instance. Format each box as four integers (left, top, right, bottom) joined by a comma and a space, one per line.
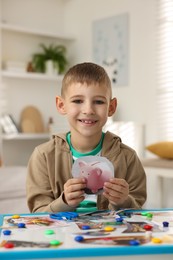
61, 62, 112, 97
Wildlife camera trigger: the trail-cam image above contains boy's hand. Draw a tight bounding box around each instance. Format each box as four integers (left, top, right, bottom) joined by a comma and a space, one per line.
63, 178, 87, 207
103, 178, 129, 206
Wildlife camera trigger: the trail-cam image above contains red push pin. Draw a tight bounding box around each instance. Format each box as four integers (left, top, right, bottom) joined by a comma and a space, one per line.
4, 242, 14, 249
143, 224, 153, 231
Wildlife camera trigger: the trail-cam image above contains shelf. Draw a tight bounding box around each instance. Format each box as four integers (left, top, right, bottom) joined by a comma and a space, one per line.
0, 22, 75, 41
0, 3, 75, 166
1, 133, 50, 140
1, 70, 64, 81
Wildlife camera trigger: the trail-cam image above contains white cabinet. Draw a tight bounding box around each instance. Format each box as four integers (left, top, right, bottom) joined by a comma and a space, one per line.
0, 0, 75, 166
1, 134, 50, 166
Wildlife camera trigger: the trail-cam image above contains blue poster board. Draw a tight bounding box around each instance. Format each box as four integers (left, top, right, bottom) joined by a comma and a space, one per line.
0, 209, 173, 260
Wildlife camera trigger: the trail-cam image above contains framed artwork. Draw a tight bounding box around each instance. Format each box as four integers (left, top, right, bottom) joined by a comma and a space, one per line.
0, 114, 19, 134
92, 13, 129, 86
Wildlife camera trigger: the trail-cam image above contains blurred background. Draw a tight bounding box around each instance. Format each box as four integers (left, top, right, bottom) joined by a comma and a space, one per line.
0, 0, 173, 213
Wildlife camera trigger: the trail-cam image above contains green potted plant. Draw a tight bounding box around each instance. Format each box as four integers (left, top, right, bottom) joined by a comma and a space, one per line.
31, 43, 68, 75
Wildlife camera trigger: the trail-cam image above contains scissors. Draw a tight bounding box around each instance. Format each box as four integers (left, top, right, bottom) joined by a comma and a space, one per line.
49, 212, 78, 221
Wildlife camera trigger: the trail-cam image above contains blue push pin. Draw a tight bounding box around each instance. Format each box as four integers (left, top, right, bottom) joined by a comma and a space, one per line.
18, 223, 26, 228
129, 240, 140, 246
74, 235, 84, 242
163, 221, 169, 228
3, 230, 11, 235
81, 225, 90, 230
116, 217, 123, 222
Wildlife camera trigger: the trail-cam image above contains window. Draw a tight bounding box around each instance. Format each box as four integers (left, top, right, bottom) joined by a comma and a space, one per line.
157, 0, 173, 140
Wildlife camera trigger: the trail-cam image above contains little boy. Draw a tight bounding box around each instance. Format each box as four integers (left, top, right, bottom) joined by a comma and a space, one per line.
26, 62, 146, 213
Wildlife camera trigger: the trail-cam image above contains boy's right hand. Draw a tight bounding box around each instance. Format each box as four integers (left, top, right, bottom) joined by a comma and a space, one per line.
63, 178, 87, 207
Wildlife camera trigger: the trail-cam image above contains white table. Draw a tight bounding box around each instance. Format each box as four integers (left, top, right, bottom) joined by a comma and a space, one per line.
142, 158, 173, 208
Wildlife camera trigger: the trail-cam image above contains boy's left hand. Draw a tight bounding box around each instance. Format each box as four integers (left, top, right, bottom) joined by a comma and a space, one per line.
103, 178, 129, 206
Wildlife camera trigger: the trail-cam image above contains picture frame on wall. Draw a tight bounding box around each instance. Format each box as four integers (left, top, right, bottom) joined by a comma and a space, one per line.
0, 114, 19, 134
92, 13, 129, 86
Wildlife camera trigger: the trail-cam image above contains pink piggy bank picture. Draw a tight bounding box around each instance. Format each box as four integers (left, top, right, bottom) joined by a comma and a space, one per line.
72, 156, 114, 194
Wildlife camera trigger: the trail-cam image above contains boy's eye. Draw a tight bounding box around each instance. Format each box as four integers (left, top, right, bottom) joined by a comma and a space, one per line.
94, 100, 105, 104
72, 99, 83, 104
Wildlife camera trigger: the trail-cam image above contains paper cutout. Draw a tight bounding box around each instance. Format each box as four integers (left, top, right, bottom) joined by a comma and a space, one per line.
72, 156, 114, 194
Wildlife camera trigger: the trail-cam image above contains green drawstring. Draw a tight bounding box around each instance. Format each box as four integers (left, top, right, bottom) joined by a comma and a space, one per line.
75, 200, 98, 213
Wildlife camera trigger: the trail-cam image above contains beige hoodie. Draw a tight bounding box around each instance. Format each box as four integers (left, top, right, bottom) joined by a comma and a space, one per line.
26, 131, 146, 213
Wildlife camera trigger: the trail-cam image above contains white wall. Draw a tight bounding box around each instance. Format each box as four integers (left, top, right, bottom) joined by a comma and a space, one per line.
2, 0, 65, 32
1, 0, 157, 147
63, 0, 157, 148
1, 0, 70, 132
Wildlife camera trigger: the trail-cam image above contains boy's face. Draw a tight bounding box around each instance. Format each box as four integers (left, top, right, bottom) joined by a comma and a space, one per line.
56, 82, 117, 139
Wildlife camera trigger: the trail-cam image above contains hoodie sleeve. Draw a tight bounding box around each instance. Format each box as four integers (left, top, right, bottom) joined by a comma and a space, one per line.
109, 152, 147, 210
26, 146, 75, 213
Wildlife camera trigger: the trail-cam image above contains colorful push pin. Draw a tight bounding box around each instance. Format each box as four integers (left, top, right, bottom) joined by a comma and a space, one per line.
104, 226, 115, 232
44, 229, 55, 235
3, 230, 11, 236
4, 242, 14, 249
17, 223, 26, 228
141, 212, 149, 216
143, 224, 153, 231
115, 217, 123, 223
50, 240, 61, 246
147, 213, 153, 220
81, 225, 90, 230
115, 217, 124, 225
74, 235, 84, 242
163, 221, 169, 228
129, 240, 140, 246
12, 214, 20, 219
151, 237, 162, 244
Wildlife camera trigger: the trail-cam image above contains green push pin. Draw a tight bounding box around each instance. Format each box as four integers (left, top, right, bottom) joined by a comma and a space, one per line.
50, 240, 61, 246
45, 229, 55, 235
141, 212, 149, 216
147, 213, 153, 220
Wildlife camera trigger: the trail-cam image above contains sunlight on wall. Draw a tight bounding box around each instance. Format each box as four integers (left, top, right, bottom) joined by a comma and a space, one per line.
157, 0, 173, 140
104, 119, 145, 158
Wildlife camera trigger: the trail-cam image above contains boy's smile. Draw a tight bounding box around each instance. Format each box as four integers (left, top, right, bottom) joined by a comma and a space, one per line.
78, 119, 97, 125
56, 82, 116, 152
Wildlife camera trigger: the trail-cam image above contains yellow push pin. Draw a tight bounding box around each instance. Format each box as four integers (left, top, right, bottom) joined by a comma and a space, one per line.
104, 226, 115, 232
151, 237, 162, 244
12, 215, 20, 219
